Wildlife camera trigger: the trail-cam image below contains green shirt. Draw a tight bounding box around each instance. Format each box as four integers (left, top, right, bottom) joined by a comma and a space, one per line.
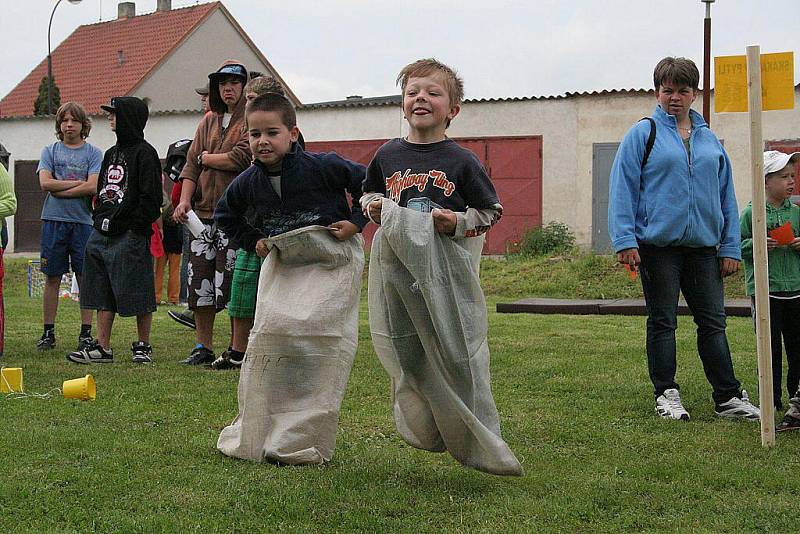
740, 199, 800, 296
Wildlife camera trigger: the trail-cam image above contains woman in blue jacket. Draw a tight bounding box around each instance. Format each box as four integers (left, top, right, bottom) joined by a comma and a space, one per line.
608, 57, 759, 422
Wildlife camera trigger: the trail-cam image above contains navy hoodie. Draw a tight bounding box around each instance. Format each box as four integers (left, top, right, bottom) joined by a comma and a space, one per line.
215, 143, 368, 252
94, 97, 162, 236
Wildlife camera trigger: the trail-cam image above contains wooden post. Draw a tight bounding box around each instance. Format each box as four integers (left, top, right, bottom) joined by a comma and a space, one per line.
747, 45, 775, 447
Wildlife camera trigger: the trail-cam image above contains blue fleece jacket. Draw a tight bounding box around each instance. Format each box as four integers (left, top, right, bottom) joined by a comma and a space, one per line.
608, 105, 741, 260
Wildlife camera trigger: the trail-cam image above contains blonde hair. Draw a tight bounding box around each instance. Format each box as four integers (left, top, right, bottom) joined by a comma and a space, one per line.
396, 58, 464, 107
244, 75, 285, 98
55, 102, 91, 140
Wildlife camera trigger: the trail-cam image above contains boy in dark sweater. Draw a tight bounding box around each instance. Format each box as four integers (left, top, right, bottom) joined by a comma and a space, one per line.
215, 92, 366, 268
360, 59, 521, 476
214, 93, 368, 464
68, 97, 162, 365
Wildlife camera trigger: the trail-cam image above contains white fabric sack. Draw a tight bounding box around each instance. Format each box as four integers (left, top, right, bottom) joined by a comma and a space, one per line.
217, 226, 364, 465
368, 199, 523, 476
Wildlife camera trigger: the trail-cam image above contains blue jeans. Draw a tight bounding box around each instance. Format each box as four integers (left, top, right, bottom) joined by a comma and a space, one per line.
639, 245, 741, 405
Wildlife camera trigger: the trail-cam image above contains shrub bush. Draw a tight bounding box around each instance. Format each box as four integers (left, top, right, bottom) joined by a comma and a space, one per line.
512, 221, 576, 257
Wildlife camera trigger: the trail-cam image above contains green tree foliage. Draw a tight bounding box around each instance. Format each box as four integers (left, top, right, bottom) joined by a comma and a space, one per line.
33, 76, 60, 116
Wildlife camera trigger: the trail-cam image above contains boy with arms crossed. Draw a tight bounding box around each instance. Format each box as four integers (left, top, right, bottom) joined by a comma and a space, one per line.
67, 97, 162, 364
215, 93, 368, 464
361, 59, 522, 476
36, 102, 101, 353
173, 61, 251, 366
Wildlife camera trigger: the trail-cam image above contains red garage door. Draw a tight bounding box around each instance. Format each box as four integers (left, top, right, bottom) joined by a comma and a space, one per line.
305, 136, 543, 254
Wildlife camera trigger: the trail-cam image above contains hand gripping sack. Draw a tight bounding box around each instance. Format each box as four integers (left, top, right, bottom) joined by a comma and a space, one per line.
368, 199, 523, 476
217, 226, 364, 465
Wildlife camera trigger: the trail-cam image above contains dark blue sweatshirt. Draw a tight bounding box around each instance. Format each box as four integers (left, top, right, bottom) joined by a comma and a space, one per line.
215, 143, 368, 252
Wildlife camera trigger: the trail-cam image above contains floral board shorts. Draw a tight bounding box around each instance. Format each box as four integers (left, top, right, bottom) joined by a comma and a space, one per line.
187, 218, 236, 311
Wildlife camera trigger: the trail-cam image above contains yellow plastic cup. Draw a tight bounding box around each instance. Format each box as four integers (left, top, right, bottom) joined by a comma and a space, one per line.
0, 367, 23, 393
62, 374, 96, 401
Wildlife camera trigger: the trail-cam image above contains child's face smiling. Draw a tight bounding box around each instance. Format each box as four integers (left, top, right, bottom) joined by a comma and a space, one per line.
403, 74, 460, 142
247, 110, 298, 171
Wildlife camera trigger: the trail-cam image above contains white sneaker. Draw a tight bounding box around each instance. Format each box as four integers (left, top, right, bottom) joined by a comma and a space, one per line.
655, 388, 690, 420
715, 390, 760, 421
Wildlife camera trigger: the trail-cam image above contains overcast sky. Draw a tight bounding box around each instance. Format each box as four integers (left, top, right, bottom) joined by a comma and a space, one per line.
2, 0, 798, 104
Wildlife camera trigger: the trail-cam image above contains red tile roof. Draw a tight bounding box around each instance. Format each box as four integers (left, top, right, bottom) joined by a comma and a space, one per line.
0, 2, 219, 118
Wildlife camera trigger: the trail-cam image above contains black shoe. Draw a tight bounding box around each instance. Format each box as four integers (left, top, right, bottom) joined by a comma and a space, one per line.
37, 330, 56, 351
131, 341, 153, 364
777, 415, 800, 432
179, 346, 215, 365
67, 341, 114, 364
168, 309, 196, 330
210, 350, 244, 370
77, 333, 95, 352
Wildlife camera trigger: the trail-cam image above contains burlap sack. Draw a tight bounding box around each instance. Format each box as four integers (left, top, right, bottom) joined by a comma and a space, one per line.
217, 226, 364, 465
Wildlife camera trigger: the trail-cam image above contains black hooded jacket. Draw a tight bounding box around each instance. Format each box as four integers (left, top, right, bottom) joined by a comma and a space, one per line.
94, 97, 162, 237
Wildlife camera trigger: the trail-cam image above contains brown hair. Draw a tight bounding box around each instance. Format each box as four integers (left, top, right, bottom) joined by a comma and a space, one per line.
245, 93, 296, 129
55, 102, 91, 140
653, 57, 700, 91
397, 58, 464, 107
244, 75, 285, 97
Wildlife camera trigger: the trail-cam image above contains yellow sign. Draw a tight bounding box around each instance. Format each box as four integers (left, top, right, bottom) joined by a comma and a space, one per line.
715, 52, 795, 112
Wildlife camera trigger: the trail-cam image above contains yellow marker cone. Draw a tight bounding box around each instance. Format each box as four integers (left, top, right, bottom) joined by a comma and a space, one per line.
1, 367, 23, 393
62, 374, 96, 401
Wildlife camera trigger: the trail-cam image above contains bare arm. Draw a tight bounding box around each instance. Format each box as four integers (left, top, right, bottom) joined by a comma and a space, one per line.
173, 179, 197, 223
39, 169, 82, 192
51, 173, 98, 198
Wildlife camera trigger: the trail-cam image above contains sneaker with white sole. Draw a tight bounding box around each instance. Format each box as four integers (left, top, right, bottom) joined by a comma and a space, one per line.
67, 341, 114, 364
715, 390, 760, 421
655, 388, 690, 420
131, 341, 153, 364
210, 349, 244, 370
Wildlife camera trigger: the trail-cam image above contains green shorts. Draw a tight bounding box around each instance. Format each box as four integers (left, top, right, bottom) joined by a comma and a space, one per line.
228, 249, 263, 319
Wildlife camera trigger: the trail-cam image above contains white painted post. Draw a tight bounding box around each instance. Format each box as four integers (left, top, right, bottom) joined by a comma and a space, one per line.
746, 45, 775, 447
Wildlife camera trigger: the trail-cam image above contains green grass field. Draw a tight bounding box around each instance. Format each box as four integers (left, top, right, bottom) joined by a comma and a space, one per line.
1, 254, 797, 533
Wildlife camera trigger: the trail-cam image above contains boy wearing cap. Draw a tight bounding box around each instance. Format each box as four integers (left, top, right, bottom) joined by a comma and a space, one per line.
173, 60, 251, 365
68, 97, 162, 364
740, 150, 800, 419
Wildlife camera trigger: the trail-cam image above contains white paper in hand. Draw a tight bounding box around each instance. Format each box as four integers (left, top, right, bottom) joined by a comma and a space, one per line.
185, 210, 206, 238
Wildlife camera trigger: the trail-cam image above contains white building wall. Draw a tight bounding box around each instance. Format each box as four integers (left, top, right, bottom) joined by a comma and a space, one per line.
135, 10, 280, 112
296, 106, 404, 141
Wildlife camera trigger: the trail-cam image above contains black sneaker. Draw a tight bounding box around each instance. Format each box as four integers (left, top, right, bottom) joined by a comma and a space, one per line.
67, 341, 114, 364
210, 349, 244, 370
168, 309, 196, 330
777, 415, 800, 432
37, 330, 56, 351
77, 333, 95, 352
179, 346, 215, 365
131, 341, 153, 364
